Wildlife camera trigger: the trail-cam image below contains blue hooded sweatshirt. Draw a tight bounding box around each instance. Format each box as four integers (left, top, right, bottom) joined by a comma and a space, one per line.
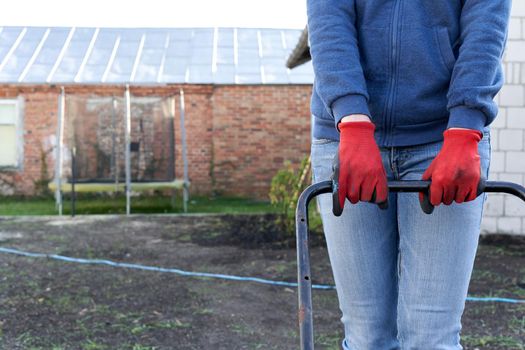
307, 0, 511, 147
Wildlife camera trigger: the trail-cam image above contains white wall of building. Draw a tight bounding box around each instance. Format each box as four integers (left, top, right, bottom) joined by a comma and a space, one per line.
482, 1, 525, 235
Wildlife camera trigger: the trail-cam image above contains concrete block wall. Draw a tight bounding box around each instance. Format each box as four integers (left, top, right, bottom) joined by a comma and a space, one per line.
481, 1, 525, 235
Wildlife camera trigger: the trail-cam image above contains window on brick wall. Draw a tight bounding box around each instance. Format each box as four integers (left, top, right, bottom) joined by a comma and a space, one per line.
0, 99, 21, 168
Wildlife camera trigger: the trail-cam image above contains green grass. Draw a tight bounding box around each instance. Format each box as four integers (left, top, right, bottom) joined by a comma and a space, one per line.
0, 194, 278, 216
462, 335, 524, 349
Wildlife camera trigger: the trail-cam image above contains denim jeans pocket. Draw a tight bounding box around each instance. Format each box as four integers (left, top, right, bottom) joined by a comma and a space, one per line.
311, 139, 338, 184
311, 137, 337, 145
478, 132, 491, 178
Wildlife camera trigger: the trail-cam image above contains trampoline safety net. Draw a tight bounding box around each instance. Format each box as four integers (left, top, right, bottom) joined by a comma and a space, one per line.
63, 95, 176, 184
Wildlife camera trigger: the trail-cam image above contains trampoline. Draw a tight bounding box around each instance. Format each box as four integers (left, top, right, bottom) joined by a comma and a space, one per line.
50, 85, 190, 215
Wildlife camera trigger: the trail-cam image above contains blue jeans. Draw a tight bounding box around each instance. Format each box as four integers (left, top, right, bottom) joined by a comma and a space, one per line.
310, 131, 490, 350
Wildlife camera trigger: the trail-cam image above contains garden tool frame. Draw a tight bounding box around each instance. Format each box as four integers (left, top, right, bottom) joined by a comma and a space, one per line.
295, 177, 525, 350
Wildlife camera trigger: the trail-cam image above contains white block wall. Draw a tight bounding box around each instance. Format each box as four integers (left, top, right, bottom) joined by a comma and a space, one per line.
481, 1, 525, 235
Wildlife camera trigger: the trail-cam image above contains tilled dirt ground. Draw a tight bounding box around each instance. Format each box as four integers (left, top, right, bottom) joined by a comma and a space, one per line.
0, 214, 523, 350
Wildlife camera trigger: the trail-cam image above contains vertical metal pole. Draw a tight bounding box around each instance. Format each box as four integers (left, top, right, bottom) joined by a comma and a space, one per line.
111, 97, 119, 190
125, 85, 132, 216
54, 87, 65, 216
295, 181, 332, 350
71, 147, 76, 217
169, 96, 176, 209
179, 89, 189, 213
168, 96, 175, 180
296, 190, 314, 350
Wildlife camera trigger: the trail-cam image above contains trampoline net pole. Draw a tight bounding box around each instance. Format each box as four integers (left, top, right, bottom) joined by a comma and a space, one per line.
170, 96, 176, 209
54, 87, 65, 216
179, 89, 189, 213
111, 97, 119, 191
125, 85, 131, 216
71, 147, 76, 217
168, 96, 175, 181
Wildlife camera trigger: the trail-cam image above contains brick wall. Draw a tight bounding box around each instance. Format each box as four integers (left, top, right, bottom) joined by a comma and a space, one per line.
481, 1, 525, 235
0, 84, 312, 200
211, 85, 311, 198
0, 88, 58, 196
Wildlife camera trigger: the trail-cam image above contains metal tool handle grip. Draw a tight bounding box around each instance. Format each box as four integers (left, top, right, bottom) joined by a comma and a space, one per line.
331, 153, 487, 216
412, 177, 486, 215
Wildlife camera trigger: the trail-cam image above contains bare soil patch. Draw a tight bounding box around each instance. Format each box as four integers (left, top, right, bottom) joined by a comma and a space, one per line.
0, 215, 523, 349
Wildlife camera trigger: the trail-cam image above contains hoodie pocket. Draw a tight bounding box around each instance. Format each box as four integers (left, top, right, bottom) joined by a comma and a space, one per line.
394, 25, 455, 126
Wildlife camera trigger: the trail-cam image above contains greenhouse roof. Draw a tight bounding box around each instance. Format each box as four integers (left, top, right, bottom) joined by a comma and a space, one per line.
0, 27, 313, 85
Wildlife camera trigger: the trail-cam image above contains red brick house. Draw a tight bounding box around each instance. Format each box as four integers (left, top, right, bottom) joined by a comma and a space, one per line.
0, 27, 314, 200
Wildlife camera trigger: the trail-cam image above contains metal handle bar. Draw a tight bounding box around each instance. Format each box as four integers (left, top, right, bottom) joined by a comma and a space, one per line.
295, 180, 525, 350
331, 153, 490, 215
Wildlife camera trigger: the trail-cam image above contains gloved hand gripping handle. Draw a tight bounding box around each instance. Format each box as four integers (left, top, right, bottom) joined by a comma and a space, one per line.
331, 153, 486, 216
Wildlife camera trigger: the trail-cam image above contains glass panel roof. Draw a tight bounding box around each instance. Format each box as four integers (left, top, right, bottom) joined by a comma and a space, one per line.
134, 64, 159, 82
143, 32, 168, 49
80, 64, 106, 82
217, 28, 234, 47
45, 28, 70, 48
237, 28, 259, 48
188, 65, 213, 83
192, 29, 214, 47
55, 57, 82, 75
216, 47, 234, 64
236, 74, 262, 84
190, 47, 213, 65
0, 27, 313, 85
140, 49, 164, 65
22, 63, 49, 82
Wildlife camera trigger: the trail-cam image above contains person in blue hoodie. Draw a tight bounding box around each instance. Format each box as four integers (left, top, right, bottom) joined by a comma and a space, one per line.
307, 1, 511, 349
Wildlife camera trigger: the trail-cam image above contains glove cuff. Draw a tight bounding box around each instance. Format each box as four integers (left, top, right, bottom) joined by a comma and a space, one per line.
443, 128, 483, 143
339, 121, 375, 140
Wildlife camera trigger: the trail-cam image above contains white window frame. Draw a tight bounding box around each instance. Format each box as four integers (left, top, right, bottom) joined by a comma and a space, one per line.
0, 98, 24, 171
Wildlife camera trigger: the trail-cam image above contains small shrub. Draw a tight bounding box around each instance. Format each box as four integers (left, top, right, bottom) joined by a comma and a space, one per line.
269, 156, 322, 237
33, 144, 53, 197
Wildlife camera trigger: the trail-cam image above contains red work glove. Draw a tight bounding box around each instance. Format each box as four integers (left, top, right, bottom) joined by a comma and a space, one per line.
420, 128, 482, 206
338, 121, 388, 208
